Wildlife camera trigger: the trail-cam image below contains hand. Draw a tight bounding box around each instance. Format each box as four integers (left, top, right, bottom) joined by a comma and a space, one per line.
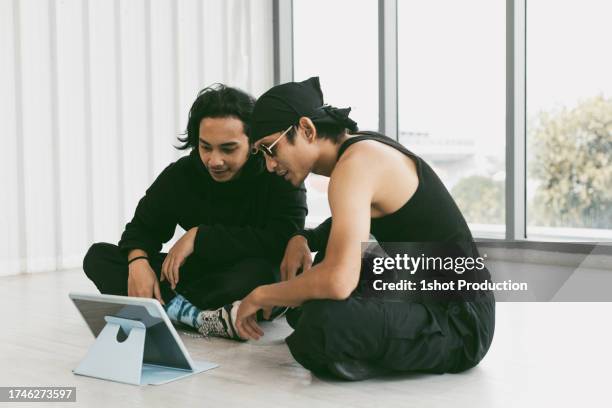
128, 259, 164, 305
280, 234, 312, 281
235, 290, 265, 341
161, 227, 198, 289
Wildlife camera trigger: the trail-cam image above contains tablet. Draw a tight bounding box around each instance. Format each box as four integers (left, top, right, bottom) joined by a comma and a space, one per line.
69, 292, 217, 385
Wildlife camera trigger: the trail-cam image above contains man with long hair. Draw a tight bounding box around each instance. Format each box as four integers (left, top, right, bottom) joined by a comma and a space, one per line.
83, 84, 307, 339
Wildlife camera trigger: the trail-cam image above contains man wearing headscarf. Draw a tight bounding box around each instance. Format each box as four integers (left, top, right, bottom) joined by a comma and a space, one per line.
233, 77, 495, 381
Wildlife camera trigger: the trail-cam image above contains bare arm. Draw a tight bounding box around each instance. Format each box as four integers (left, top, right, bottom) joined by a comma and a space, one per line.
235, 154, 375, 338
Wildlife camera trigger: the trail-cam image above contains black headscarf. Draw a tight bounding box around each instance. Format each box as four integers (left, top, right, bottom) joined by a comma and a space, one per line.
250, 77, 358, 142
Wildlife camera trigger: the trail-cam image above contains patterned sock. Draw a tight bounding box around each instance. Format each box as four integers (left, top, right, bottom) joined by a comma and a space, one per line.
163, 294, 202, 328
195, 301, 244, 340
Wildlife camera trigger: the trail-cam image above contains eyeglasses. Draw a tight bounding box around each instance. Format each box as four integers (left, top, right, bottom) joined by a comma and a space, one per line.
253, 125, 293, 157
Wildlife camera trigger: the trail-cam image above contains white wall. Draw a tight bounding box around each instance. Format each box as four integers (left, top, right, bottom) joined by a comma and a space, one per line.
0, 0, 274, 276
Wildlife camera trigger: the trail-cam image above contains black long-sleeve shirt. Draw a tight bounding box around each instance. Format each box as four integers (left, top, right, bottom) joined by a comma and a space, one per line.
119, 149, 308, 263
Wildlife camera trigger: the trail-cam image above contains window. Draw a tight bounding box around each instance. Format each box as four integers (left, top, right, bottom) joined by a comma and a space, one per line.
397, 0, 506, 237
526, 0, 612, 240
287, 0, 611, 241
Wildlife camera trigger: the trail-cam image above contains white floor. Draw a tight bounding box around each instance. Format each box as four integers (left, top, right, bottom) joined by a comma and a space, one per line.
1, 269, 611, 408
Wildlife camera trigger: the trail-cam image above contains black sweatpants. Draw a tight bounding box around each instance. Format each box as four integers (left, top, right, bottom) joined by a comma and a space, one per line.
284, 252, 496, 375
83, 242, 279, 310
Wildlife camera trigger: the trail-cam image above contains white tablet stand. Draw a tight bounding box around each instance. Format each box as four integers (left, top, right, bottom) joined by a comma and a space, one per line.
73, 315, 215, 385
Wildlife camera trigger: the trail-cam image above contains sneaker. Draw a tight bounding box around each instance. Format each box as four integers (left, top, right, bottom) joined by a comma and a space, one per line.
196, 301, 245, 341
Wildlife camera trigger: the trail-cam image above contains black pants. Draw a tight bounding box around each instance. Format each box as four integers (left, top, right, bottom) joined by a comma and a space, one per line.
83, 242, 279, 310
285, 253, 496, 376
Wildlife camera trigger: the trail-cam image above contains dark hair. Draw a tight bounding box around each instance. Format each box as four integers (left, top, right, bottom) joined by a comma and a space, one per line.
286, 122, 355, 144
176, 84, 256, 150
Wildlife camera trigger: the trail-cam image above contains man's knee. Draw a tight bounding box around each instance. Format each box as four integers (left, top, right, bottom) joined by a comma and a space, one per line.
286, 299, 350, 372
285, 302, 331, 373
82, 242, 118, 279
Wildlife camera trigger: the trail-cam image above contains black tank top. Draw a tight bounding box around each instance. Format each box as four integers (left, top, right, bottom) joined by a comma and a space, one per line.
338, 131, 475, 244
339, 132, 492, 301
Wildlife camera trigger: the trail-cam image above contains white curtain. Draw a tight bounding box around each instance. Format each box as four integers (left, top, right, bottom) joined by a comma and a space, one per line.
0, 0, 274, 276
